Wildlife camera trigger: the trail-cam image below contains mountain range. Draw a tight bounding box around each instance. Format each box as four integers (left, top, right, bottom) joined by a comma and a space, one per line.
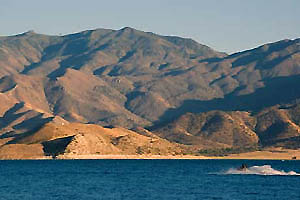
0, 27, 299, 158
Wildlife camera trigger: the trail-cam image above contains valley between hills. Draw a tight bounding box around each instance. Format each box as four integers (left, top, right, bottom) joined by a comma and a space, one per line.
0, 27, 299, 159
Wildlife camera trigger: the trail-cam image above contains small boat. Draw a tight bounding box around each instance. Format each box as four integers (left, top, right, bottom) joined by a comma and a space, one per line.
237, 164, 248, 171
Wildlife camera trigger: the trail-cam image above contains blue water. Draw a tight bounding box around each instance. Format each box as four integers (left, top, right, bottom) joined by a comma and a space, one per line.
0, 159, 299, 200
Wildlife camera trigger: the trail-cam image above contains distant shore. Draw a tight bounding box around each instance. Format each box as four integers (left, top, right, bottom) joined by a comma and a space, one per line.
55, 149, 300, 160
1, 149, 299, 160
221, 149, 300, 160
56, 154, 211, 160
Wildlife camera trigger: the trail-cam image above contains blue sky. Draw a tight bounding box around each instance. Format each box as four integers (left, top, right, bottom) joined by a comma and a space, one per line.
1, 0, 299, 53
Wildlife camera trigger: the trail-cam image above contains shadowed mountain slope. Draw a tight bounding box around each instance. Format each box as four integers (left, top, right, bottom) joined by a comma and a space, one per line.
0, 27, 227, 130
153, 103, 300, 148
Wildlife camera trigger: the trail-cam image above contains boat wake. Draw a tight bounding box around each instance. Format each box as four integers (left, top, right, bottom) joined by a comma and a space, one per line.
224, 165, 300, 176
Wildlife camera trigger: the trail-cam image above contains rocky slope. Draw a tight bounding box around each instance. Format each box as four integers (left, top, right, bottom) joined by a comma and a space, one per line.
153, 103, 300, 149
0, 27, 225, 129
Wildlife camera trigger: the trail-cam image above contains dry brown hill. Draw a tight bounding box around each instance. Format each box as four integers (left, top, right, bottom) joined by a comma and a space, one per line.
153, 111, 258, 148
0, 122, 186, 159
153, 103, 300, 149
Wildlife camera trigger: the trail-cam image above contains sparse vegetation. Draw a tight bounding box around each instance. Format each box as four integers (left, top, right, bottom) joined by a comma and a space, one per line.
198, 146, 261, 157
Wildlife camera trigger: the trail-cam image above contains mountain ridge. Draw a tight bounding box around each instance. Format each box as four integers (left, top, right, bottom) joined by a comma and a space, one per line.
0, 27, 299, 158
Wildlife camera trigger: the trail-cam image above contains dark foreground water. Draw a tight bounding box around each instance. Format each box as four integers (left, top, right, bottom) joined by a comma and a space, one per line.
0, 159, 300, 200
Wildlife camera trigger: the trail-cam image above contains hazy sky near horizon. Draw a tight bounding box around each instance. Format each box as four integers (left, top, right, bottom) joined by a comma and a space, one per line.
1, 0, 299, 53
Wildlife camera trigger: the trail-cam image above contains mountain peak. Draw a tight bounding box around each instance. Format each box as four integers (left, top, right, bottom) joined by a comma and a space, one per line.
120, 27, 136, 31
20, 30, 36, 36
118, 27, 140, 34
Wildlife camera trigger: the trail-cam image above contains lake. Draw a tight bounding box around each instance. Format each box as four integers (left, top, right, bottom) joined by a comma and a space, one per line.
0, 159, 299, 199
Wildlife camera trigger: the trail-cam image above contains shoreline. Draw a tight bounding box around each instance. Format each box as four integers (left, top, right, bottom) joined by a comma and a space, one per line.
0, 150, 299, 160
52, 149, 300, 160
0, 148, 299, 160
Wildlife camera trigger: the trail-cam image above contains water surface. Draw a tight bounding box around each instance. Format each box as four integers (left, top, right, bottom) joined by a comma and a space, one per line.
0, 159, 299, 200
